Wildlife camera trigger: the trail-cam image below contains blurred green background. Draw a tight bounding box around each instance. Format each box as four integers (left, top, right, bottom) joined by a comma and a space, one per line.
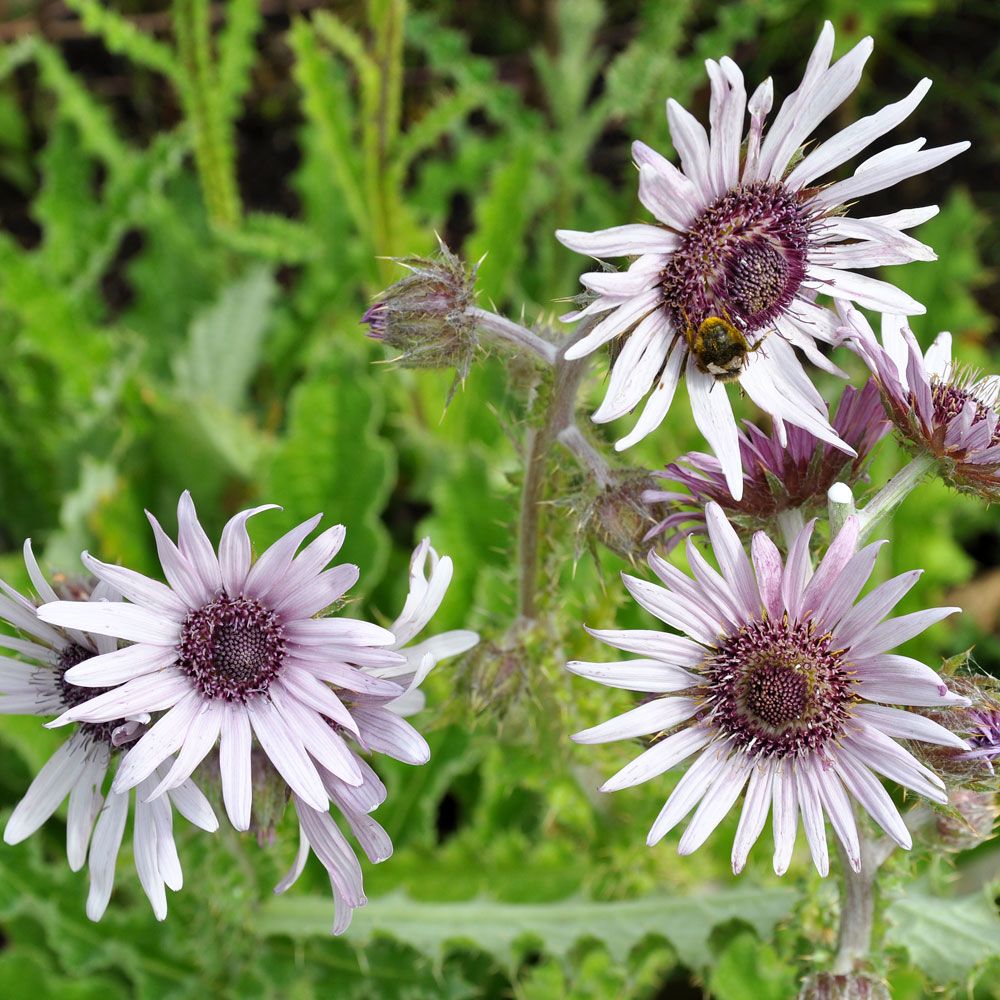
0, 0, 997, 997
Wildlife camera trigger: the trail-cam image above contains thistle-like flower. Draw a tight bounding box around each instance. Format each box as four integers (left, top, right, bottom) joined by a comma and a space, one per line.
644, 381, 890, 550
37, 493, 415, 837
844, 306, 1000, 502
276, 540, 478, 933
0, 542, 217, 921
556, 22, 967, 497
568, 503, 967, 874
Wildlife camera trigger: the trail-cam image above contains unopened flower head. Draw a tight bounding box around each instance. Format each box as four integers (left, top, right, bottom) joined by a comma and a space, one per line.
0, 541, 217, 921
275, 539, 478, 933
568, 503, 966, 874
556, 22, 966, 498
575, 470, 664, 563
644, 380, 890, 550
845, 306, 1000, 502
363, 242, 478, 384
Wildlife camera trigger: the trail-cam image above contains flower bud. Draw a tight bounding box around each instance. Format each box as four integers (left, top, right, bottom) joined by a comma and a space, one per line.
249, 748, 291, 847
577, 470, 664, 563
363, 243, 477, 385
936, 788, 998, 852
798, 973, 890, 1000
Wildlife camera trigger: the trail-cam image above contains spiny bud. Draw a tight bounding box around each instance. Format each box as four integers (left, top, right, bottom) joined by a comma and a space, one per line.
363, 242, 478, 388
912, 669, 1000, 789
576, 470, 664, 563
936, 789, 998, 852
798, 973, 890, 1000
458, 637, 528, 719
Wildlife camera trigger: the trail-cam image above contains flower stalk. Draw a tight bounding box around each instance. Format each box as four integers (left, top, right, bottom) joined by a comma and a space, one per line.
856, 452, 936, 543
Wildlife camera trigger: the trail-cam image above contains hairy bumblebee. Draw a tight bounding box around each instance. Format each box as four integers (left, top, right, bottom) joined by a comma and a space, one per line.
685, 315, 768, 383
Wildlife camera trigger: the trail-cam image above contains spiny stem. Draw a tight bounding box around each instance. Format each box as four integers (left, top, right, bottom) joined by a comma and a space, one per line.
559, 424, 612, 488
832, 832, 879, 975
469, 308, 560, 366
857, 452, 936, 543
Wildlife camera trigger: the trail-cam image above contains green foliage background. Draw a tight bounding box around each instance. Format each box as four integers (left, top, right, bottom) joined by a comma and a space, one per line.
0, 0, 997, 996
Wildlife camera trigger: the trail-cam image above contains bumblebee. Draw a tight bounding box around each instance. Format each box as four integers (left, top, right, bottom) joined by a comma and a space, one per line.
685, 315, 768, 383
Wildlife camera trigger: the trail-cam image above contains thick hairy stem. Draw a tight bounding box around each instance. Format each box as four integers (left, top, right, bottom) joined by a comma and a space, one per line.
832, 832, 879, 975
468, 308, 560, 366
515, 328, 595, 621
857, 452, 936, 543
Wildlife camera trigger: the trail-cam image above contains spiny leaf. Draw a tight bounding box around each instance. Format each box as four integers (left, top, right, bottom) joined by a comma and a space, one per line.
215, 212, 324, 264
63, 0, 180, 80
885, 884, 1000, 983
217, 0, 264, 125
258, 886, 798, 971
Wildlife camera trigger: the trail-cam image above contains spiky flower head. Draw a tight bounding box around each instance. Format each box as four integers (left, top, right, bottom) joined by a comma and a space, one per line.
363, 242, 478, 386
0, 541, 217, 921
644, 380, 890, 550
845, 306, 1000, 503
574, 469, 664, 563
568, 503, 966, 874
799, 973, 890, 1000
556, 21, 967, 498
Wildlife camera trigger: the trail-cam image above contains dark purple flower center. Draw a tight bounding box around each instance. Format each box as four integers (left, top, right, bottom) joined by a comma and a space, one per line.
177, 596, 286, 702
930, 379, 1000, 446
660, 182, 809, 338
704, 616, 856, 758
57, 643, 122, 746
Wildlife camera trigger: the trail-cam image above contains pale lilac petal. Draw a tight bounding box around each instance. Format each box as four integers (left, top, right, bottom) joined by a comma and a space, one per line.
563, 287, 662, 361
294, 658, 403, 698
67, 750, 108, 871
86, 788, 129, 921
853, 703, 968, 748
4, 735, 88, 844
390, 542, 453, 646
807, 265, 924, 315
800, 516, 859, 619
572, 696, 700, 744
219, 504, 281, 596
566, 658, 701, 694
847, 607, 960, 660
646, 742, 730, 845
834, 753, 911, 849
636, 160, 700, 230
771, 763, 798, 875
833, 571, 922, 645
277, 668, 361, 737
37, 600, 180, 645
584, 628, 705, 666
751, 532, 784, 621
621, 573, 719, 646
64, 643, 178, 688
666, 98, 712, 199
49, 669, 190, 727
78, 554, 187, 620
274, 821, 311, 894
352, 705, 430, 764
795, 762, 829, 876
781, 520, 816, 619
23, 540, 59, 603
284, 617, 395, 647
678, 753, 752, 855
244, 513, 323, 602
556, 224, 681, 258
612, 335, 686, 450
813, 763, 861, 872
146, 510, 208, 608
246, 696, 328, 811
844, 725, 946, 803
592, 309, 671, 424
601, 725, 713, 792
273, 565, 360, 620
148, 785, 182, 892
704, 503, 759, 618
167, 778, 218, 832
813, 541, 886, 629
219, 704, 252, 831
133, 789, 168, 920
295, 799, 365, 906
176, 491, 223, 595
853, 654, 966, 707
343, 809, 392, 864
269, 684, 363, 786
112, 693, 201, 792
731, 760, 774, 874
146, 700, 223, 798
688, 364, 742, 501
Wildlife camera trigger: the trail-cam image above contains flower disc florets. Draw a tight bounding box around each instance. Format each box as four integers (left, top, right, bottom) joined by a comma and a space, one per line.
705, 616, 856, 758
177, 596, 286, 702
660, 183, 809, 337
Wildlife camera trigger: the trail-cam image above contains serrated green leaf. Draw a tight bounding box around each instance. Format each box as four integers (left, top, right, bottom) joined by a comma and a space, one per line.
885, 885, 1000, 983
258, 886, 797, 971
258, 356, 395, 592
708, 931, 798, 1000
173, 263, 277, 410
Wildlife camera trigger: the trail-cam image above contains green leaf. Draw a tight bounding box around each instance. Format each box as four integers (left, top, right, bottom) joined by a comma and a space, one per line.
173, 264, 278, 410
259, 886, 797, 971
217, 0, 263, 126
885, 885, 1000, 983
258, 355, 395, 593
708, 931, 798, 1000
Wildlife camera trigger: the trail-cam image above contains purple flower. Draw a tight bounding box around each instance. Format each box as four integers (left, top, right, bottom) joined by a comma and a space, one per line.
644, 381, 891, 549
845, 305, 1000, 502
0, 541, 217, 921
568, 503, 967, 874
556, 22, 967, 496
